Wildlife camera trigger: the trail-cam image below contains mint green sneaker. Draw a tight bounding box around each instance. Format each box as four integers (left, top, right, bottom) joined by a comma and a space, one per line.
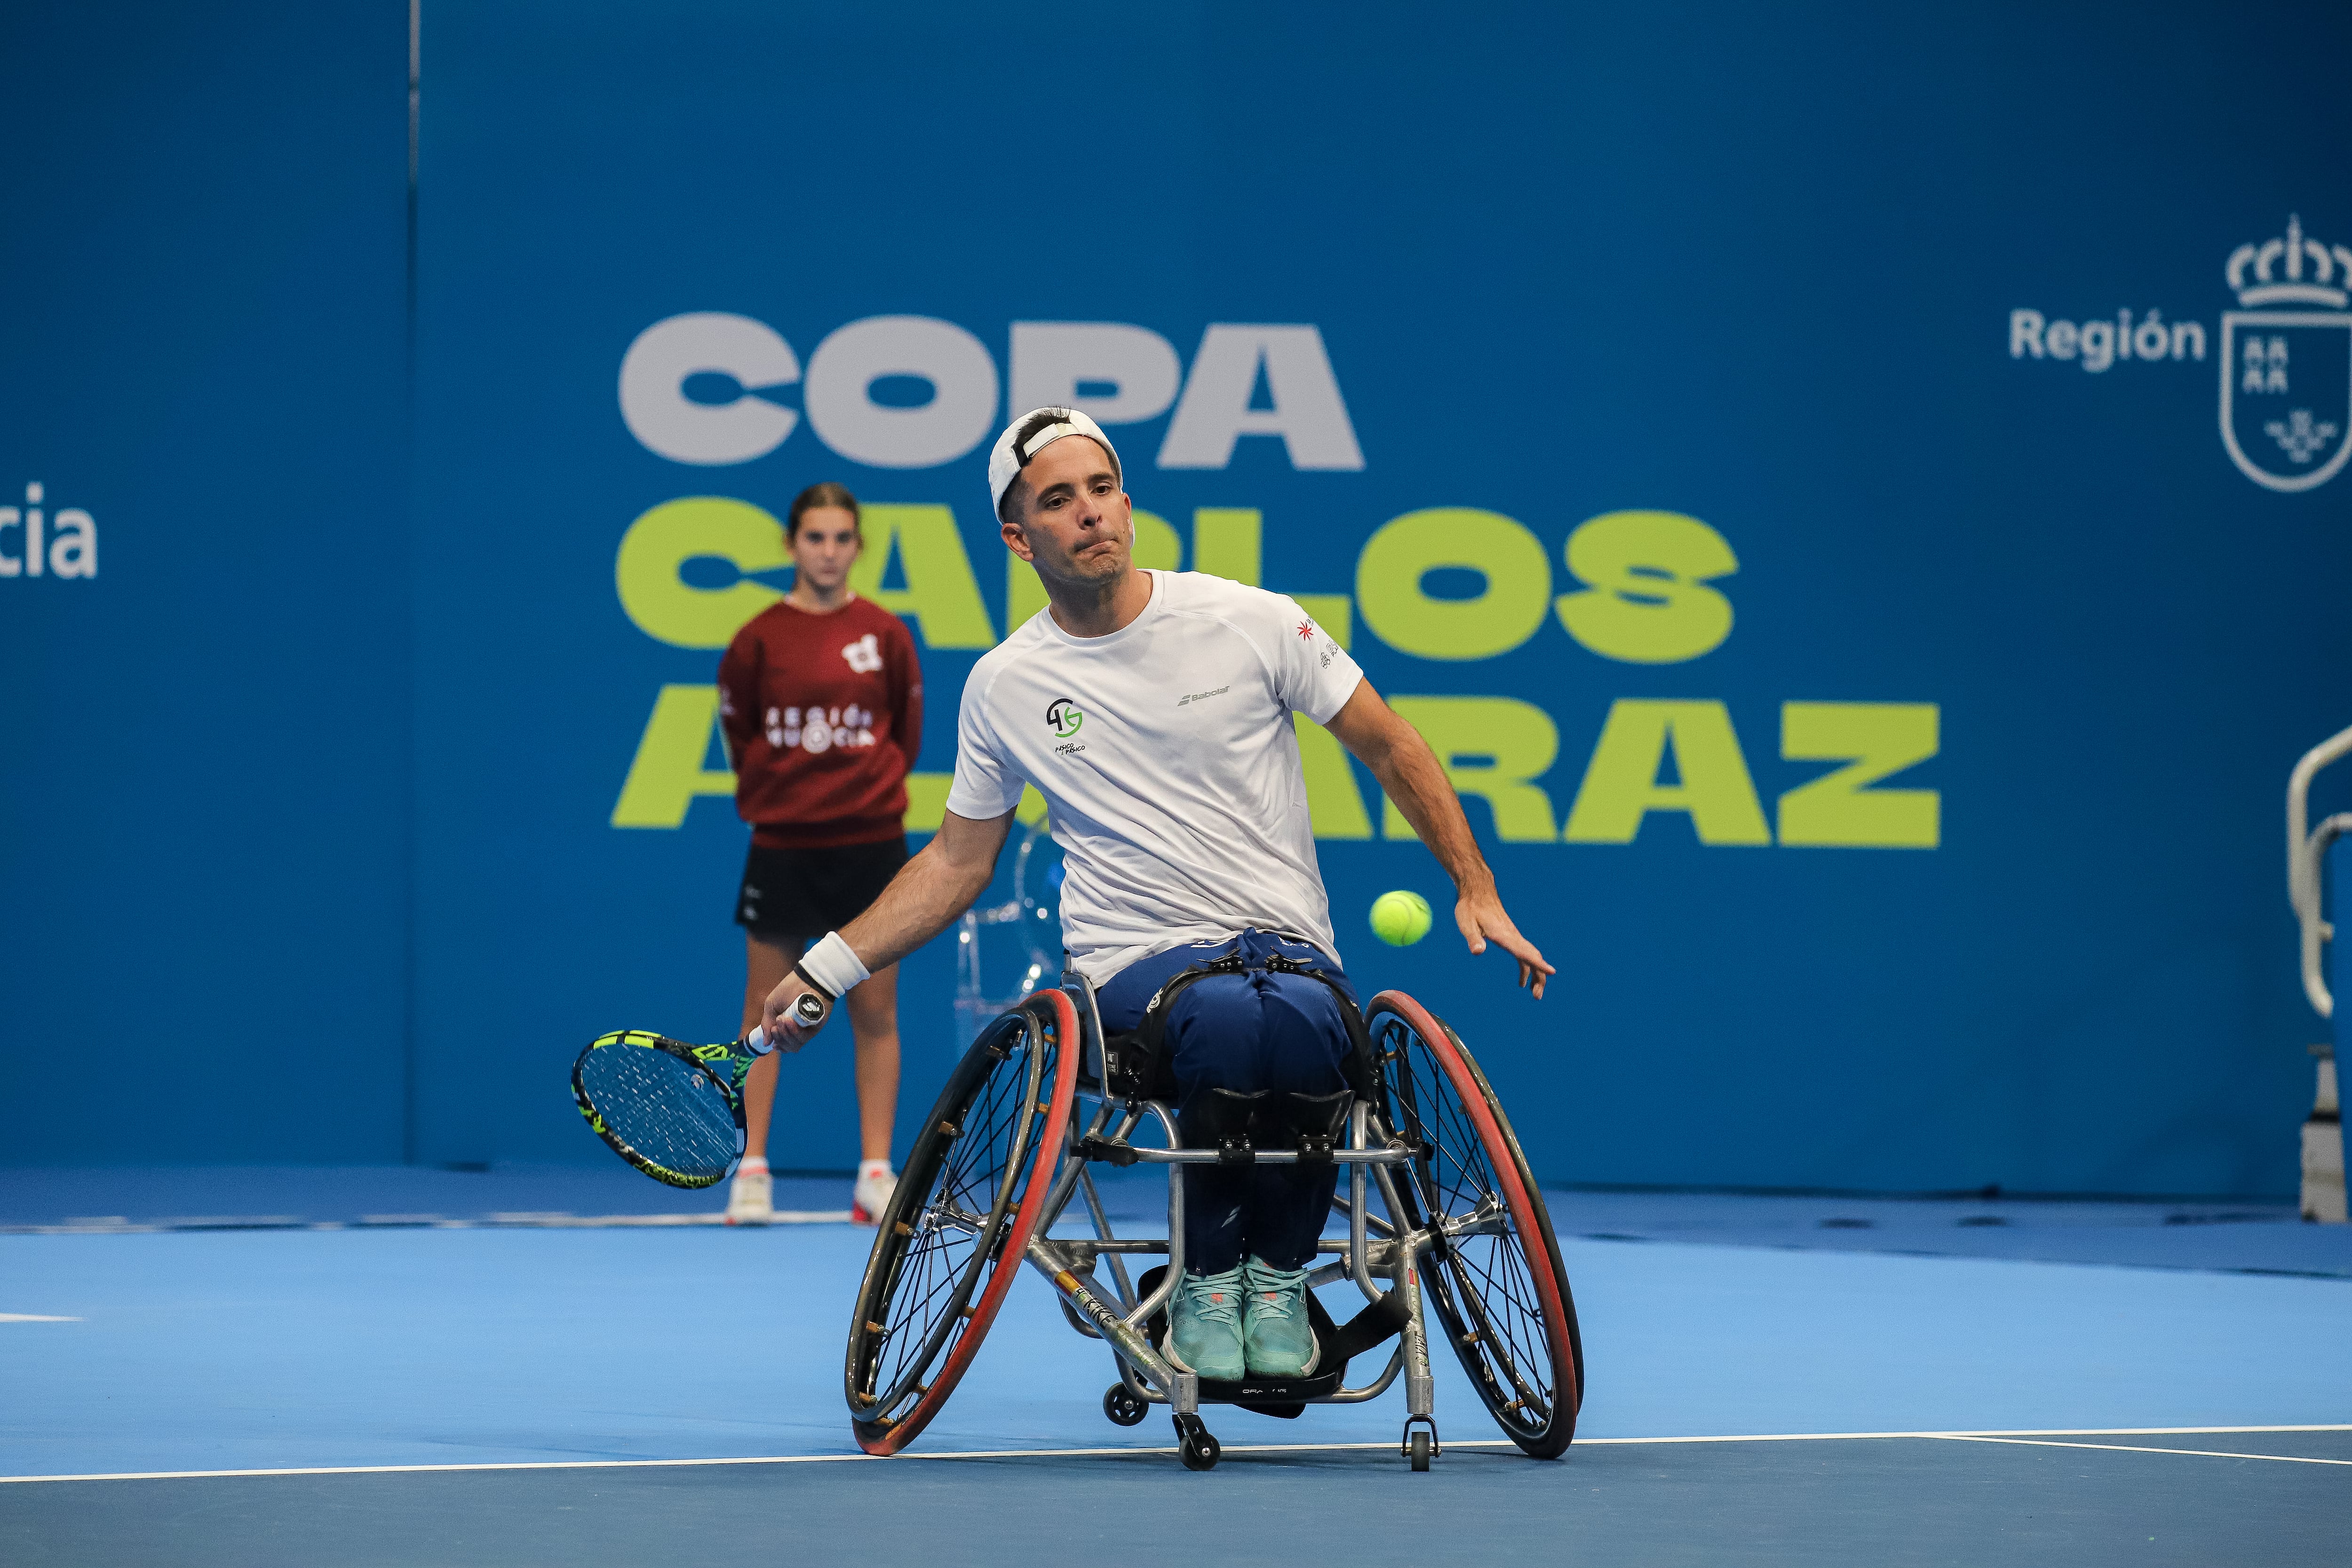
1242, 1256, 1319, 1377
1168, 1266, 1246, 1382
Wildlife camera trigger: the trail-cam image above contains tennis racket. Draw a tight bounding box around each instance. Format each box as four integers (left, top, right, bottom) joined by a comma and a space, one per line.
572, 996, 826, 1188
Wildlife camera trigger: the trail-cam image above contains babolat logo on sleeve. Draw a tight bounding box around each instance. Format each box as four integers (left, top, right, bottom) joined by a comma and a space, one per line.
1046, 697, 1085, 738
2220, 215, 2352, 493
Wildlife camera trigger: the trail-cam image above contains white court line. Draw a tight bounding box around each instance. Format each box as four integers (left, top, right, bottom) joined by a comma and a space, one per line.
0, 1212, 854, 1236
0, 1314, 80, 1323
1588, 1424, 2352, 1443
1930, 1434, 2352, 1466
3, 1425, 2345, 1485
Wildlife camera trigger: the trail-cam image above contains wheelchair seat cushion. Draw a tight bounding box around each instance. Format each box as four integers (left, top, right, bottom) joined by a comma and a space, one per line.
1094, 931, 1374, 1102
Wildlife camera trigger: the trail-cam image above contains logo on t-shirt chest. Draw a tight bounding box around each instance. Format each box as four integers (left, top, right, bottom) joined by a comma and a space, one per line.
1045, 696, 1086, 755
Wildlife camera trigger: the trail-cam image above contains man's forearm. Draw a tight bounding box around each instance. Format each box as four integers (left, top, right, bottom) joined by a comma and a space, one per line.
1327, 700, 1486, 893
1323, 682, 1553, 994
1360, 723, 1494, 894
1326, 684, 1495, 893
834, 840, 992, 976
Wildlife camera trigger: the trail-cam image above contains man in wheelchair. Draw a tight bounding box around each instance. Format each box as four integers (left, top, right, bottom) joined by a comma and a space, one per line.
761, 406, 1552, 1385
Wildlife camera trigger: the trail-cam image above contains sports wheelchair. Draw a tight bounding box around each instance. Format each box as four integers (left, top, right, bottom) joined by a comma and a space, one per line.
843, 963, 1583, 1472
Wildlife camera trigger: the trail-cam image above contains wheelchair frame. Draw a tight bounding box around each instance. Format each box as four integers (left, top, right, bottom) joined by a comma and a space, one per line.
844, 967, 1580, 1473
1027, 969, 1446, 1470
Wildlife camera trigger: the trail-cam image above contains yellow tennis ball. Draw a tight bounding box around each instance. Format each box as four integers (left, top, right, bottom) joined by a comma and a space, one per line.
1369, 890, 1433, 947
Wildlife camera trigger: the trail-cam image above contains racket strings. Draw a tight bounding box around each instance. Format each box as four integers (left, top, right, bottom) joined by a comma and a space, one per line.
580, 1040, 739, 1185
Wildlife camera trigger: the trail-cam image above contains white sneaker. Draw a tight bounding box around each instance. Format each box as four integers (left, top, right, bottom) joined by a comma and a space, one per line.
852, 1163, 897, 1226
725, 1168, 773, 1226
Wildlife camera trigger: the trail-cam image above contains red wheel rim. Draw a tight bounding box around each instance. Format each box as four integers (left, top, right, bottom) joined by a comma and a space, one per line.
1370, 989, 1581, 1426
857, 988, 1081, 1455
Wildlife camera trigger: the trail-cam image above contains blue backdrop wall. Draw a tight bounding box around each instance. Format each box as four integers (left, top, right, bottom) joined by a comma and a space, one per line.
7, 0, 2350, 1194
0, 2, 413, 1163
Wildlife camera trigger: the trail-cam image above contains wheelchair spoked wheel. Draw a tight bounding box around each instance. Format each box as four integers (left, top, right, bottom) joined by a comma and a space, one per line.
845, 988, 1080, 1456
1368, 990, 1583, 1459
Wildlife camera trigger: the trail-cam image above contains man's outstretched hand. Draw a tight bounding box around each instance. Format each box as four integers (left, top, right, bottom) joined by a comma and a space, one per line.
1455, 883, 1554, 999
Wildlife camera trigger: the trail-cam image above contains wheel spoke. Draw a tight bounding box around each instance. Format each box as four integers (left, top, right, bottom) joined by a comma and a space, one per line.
847, 1003, 1065, 1442
1376, 1006, 1569, 1446
858, 1035, 1031, 1409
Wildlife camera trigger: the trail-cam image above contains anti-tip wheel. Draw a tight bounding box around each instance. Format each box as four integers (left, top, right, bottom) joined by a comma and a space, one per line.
1103, 1383, 1149, 1427
1409, 1430, 1431, 1472
1174, 1412, 1221, 1471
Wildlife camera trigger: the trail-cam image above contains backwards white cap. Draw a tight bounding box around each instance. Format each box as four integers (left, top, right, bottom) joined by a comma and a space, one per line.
987, 407, 1122, 517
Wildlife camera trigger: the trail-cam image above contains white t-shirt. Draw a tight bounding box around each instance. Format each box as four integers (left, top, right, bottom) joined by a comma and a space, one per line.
946, 571, 1366, 983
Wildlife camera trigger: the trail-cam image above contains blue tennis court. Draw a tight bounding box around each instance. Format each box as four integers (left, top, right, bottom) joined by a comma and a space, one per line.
10, 1, 2352, 1564
3, 1172, 2346, 1564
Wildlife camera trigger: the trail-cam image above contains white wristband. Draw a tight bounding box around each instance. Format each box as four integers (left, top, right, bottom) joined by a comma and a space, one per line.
796, 931, 871, 1001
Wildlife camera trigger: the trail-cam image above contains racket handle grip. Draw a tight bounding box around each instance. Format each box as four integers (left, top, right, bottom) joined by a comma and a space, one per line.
794, 992, 828, 1027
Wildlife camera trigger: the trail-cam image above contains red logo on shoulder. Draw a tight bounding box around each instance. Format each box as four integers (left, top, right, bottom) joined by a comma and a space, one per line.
1296, 620, 1314, 640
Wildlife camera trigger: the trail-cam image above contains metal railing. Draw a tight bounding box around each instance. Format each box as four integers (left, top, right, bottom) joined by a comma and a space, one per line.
2287, 722, 2352, 1017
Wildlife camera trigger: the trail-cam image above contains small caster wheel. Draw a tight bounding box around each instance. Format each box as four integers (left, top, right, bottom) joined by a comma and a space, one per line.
1174, 1412, 1221, 1471
1403, 1415, 1439, 1472
1103, 1383, 1149, 1427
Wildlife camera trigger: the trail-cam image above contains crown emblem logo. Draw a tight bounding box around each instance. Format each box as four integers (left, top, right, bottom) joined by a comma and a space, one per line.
2218, 214, 2352, 493
2226, 215, 2352, 310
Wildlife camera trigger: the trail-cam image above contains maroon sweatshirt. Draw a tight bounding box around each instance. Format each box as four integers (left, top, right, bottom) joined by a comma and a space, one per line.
717, 596, 923, 848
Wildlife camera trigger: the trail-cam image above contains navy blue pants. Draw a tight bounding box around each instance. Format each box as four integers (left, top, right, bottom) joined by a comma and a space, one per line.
1097, 929, 1357, 1275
